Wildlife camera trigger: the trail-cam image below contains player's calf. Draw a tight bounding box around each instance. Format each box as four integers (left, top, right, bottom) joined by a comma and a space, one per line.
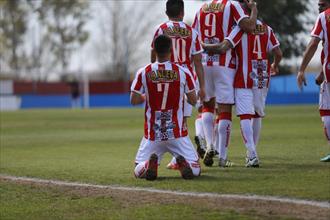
194, 136, 206, 158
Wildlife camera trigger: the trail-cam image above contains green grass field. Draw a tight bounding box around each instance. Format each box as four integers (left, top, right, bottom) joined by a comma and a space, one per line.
0, 106, 329, 220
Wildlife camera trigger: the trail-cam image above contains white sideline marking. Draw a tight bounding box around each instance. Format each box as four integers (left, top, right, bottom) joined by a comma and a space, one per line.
1, 174, 329, 209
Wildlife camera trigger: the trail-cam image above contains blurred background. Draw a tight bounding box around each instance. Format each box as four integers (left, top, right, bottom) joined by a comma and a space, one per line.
0, 0, 323, 110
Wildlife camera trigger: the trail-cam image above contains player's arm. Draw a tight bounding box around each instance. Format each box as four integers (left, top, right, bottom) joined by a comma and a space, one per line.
130, 91, 145, 105
237, 0, 258, 33
192, 53, 205, 101
315, 71, 324, 85
186, 90, 197, 106
201, 40, 233, 54
270, 46, 283, 75
297, 37, 320, 90
202, 25, 242, 54
184, 69, 197, 106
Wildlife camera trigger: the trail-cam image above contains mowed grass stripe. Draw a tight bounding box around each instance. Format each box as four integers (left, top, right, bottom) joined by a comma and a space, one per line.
0, 106, 329, 200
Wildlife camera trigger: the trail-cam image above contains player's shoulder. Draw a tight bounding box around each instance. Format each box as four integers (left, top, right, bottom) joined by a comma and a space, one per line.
229, 0, 241, 8
136, 63, 153, 75
153, 22, 168, 32
176, 64, 193, 77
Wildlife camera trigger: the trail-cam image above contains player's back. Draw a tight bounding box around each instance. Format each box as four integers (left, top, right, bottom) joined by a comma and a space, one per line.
132, 61, 195, 141
193, 0, 246, 67
233, 20, 280, 88
152, 21, 202, 71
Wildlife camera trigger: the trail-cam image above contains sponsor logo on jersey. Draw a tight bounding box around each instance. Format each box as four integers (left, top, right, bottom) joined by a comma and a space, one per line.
164, 27, 191, 38
250, 60, 269, 89
253, 25, 267, 35
148, 70, 178, 82
154, 110, 176, 141
202, 2, 225, 13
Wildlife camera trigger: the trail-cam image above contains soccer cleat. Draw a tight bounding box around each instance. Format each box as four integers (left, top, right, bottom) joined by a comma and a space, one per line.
194, 136, 206, 158
145, 153, 158, 181
166, 162, 179, 170
320, 154, 330, 162
218, 158, 234, 168
203, 149, 215, 167
246, 157, 260, 168
176, 155, 194, 179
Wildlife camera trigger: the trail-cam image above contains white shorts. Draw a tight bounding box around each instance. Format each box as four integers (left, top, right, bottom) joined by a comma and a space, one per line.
203, 65, 235, 104
253, 88, 268, 117
235, 88, 268, 117
319, 82, 330, 110
135, 136, 199, 164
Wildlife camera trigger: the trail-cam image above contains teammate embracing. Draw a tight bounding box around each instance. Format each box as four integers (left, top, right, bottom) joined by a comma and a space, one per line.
203, 0, 282, 167
193, 0, 258, 167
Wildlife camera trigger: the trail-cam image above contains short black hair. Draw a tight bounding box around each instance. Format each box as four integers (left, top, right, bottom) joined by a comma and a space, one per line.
166, 0, 184, 18
154, 35, 172, 55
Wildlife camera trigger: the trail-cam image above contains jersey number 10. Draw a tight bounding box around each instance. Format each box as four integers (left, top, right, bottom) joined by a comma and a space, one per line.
172, 38, 187, 63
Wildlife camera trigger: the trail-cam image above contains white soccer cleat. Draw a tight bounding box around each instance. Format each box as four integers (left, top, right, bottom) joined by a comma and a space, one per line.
246, 157, 260, 168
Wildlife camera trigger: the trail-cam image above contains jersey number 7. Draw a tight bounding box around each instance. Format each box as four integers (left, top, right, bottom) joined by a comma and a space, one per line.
157, 83, 170, 110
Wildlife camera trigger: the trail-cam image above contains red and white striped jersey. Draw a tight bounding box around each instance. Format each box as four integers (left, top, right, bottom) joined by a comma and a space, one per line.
226, 20, 280, 89
311, 8, 330, 82
151, 21, 203, 77
131, 61, 196, 141
192, 0, 248, 67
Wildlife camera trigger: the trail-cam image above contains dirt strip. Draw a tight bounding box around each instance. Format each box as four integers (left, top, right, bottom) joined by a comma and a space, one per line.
1, 175, 329, 220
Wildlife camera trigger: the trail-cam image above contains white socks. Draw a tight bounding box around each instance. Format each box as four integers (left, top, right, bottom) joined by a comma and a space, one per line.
322, 116, 330, 144
202, 112, 214, 150
195, 116, 205, 141
240, 117, 257, 159
252, 117, 262, 149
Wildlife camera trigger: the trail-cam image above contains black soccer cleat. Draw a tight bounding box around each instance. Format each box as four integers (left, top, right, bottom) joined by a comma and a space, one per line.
176, 155, 194, 180
145, 153, 158, 181
203, 149, 215, 167
194, 136, 206, 158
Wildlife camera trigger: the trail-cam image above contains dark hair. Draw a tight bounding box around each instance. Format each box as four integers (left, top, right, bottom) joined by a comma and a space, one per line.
166, 0, 184, 18
154, 35, 172, 55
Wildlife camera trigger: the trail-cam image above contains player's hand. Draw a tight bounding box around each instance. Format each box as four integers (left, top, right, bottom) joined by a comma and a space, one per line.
315, 72, 324, 86
270, 63, 279, 76
198, 88, 206, 102
244, 0, 257, 9
297, 71, 307, 91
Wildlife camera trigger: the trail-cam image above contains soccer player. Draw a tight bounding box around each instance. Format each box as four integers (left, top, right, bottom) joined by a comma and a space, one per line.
297, 0, 330, 162
202, 2, 282, 167
150, 0, 206, 166
192, 0, 258, 167
131, 35, 201, 180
